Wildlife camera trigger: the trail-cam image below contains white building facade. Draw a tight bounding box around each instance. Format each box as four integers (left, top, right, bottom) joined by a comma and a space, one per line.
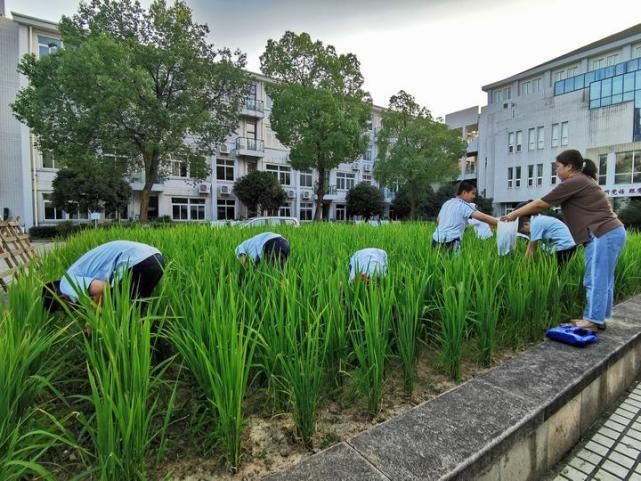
444, 106, 479, 182
0, 12, 387, 228
479, 24, 641, 213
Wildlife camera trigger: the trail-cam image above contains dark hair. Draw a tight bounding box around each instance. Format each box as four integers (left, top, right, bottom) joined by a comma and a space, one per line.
556, 149, 597, 181
518, 216, 531, 232
262, 236, 290, 268
42, 280, 63, 313
515, 200, 533, 210
457, 180, 477, 195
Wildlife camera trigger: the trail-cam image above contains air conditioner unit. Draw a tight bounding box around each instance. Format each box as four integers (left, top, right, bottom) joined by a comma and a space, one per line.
363, 163, 372, 172
218, 185, 231, 195
351, 162, 360, 170
219, 144, 230, 154
197, 183, 211, 194
301, 191, 312, 200
286, 189, 295, 199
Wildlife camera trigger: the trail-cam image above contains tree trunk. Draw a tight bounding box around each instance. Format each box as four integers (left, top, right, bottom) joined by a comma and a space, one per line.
139, 154, 158, 222
314, 169, 325, 221
409, 197, 417, 220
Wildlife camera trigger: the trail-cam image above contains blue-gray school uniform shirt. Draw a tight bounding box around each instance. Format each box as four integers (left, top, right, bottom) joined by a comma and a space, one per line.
235, 232, 282, 262
349, 248, 387, 281
530, 215, 576, 252
59, 240, 160, 301
433, 198, 476, 243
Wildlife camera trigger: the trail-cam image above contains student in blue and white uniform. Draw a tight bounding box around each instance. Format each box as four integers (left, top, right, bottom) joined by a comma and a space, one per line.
349, 248, 387, 282
432, 181, 498, 253
518, 214, 577, 268
43, 240, 164, 311
235, 232, 290, 268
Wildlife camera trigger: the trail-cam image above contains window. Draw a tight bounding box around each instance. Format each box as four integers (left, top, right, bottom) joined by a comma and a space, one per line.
43, 194, 64, 220
217, 198, 235, 220
265, 164, 291, 185
245, 120, 257, 139
171, 197, 205, 221
551, 123, 560, 147
278, 203, 292, 217
493, 86, 511, 104
537, 126, 544, 150
247, 161, 257, 173
528, 128, 536, 151
336, 172, 355, 190
520, 78, 541, 96
335, 204, 346, 221
561, 121, 569, 146
527, 165, 534, 187
364, 149, 373, 161
615, 151, 633, 184
299, 169, 313, 188
170, 159, 188, 177
635, 45, 641, 58
507, 167, 513, 189
553, 65, 578, 83
69, 204, 89, 220
590, 54, 619, 71
362, 174, 372, 185
551, 162, 558, 185
300, 202, 313, 221
515, 131, 523, 152
37, 35, 61, 58
216, 159, 234, 181
42, 150, 56, 169
536, 163, 543, 186
515, 166, 522, 188
598, 154, 608, 186
508, 132, 515, 153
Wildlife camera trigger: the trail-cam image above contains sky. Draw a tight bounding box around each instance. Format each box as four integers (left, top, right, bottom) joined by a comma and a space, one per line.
6, 0, 641, 117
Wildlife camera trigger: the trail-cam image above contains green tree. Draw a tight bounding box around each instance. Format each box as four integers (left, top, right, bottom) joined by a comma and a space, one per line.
260, 31, 372, 220
375, 91, 466, 219
52, 165, 132, 218
618, 198, 641, 228
390, 186, 412, 220
233, 171, 286, 215
346, 182, 384, 221
12, 0, 250, 221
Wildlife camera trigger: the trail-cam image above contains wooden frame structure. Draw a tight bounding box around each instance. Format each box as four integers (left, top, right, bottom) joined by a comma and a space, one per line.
0, 221, 35, 292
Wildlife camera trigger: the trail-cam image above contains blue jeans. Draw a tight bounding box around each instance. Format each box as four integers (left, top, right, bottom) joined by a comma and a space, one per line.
583, 226, 627, 325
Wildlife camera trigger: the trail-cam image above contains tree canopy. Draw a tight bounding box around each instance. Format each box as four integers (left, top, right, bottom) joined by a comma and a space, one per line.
260, 31, 372, 220
233, 171, 286, 216
12, 0, 250, 220
374, 90, 466, 219
346, 182, 384, 221
52, 165, 131, 218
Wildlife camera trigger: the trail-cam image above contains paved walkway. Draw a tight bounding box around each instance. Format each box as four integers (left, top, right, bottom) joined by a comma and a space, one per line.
549, 379, 641, 481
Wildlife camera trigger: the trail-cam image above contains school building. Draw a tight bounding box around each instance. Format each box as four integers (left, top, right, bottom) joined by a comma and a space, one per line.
0, 10, 389, 228
476, 23, 641, 213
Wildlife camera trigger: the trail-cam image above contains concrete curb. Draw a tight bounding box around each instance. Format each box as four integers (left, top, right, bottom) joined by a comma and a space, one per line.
265, 295, 641, 481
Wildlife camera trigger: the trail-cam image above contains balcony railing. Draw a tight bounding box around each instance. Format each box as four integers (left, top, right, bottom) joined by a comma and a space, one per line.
235, 137, 264, 152
324, 184, 337, 195
243, 98, 264, 112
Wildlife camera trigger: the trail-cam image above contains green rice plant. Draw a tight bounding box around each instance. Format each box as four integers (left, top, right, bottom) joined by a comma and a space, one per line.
470, 263, 503, 367
167, 268, 257, 469
0, 275, 77, 480
279, 295, 328, 446
392, 266, 429, 394
349, 278, 394, 417
73, 275, 165, 481
436, 259, 470, 382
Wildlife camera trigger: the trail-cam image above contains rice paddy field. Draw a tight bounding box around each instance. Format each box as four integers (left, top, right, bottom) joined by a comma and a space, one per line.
2, 223, 641, 481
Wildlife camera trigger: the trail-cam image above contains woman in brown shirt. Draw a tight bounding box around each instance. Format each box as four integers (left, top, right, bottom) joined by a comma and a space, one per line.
503, 149, 626, 331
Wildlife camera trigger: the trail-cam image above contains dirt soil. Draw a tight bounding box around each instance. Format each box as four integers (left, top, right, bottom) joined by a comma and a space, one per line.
153, 348, 522, 481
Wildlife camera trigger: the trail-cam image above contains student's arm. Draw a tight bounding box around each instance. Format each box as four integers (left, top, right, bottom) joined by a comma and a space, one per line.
502, 199, 550, 222
525, 241, 538, 258
471, 210, 498, 226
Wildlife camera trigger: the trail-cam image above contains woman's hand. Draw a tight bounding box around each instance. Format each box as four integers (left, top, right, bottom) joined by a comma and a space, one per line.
500, 212, 517, 222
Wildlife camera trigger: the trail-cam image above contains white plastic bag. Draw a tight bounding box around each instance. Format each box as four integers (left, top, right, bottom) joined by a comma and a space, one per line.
496, 220, 518, 256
